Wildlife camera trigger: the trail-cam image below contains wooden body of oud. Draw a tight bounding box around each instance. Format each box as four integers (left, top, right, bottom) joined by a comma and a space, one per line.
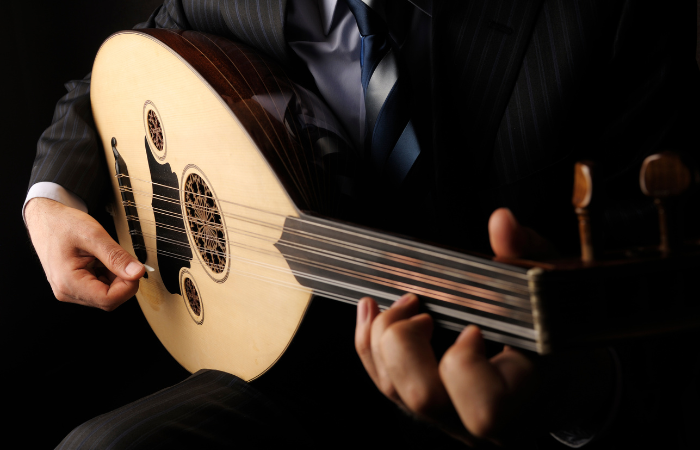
92, 30, 700, 382
92, 30, 314, 381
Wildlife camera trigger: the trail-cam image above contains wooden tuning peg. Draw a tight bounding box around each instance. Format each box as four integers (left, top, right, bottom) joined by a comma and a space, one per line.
572, 161, 596, 263
640, 151, 692, 255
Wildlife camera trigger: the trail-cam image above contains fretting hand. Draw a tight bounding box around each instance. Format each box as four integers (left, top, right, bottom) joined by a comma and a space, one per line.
355, 208, 614, 446
25, 197, 145, 310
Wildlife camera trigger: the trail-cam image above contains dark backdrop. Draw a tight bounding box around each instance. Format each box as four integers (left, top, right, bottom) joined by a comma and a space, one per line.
2, 2, 187, 447
3, 1, 700, 448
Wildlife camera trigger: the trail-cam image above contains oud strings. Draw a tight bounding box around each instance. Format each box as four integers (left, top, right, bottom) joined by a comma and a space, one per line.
130, 213, 530, 306
114, 178, 531, 307
134, 241, 536, 340
116, 175, 527, 279
132, 226, 531, 321
134, 236, 534, 327
118, 181, 528, 293
124, 200, 528, 298
107, 202, 533, 321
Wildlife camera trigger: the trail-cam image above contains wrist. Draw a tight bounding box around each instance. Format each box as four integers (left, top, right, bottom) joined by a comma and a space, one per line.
25, 197, 58, 230
23, 182, 88, 226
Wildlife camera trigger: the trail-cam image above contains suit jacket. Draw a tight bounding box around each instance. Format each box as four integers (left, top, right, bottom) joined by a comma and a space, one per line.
430, 1, 699, 253
29, 0, 699, 246
28, 0, 700, 447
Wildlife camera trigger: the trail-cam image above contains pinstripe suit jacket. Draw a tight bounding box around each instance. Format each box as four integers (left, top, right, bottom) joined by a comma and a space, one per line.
429, 1, 699, 253
28, 0, 293, 212
27, 1, 700, 446
29, 0, 699, 248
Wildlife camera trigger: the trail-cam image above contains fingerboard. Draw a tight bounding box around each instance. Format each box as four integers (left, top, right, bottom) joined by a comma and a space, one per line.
276, 214, 540, 351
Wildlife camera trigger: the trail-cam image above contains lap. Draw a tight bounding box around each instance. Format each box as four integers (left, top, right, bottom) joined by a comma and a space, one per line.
56, 369, 305, 450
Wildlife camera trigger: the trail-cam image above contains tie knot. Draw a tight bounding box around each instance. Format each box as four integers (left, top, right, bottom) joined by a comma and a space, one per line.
345, 0, 388, 36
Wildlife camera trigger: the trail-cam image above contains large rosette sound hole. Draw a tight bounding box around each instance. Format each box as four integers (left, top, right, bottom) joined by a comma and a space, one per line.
184, 173, 227, 274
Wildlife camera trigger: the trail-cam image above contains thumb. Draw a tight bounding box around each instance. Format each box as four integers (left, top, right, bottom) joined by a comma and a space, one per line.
81, 229, 145, 280
488, 208, 556, 259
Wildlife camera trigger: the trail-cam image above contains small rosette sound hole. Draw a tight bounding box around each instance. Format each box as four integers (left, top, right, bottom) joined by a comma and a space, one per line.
184, 277, 202, 317
147, 109, 164, 151
184, 173, 227, 273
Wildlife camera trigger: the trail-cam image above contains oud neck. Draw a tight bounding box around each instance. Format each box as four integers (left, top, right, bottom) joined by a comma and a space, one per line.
275, 213, 541, 351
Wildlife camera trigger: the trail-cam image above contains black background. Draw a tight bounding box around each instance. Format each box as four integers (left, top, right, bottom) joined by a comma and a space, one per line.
2, 1, 700, 448
3, 1, 186, 447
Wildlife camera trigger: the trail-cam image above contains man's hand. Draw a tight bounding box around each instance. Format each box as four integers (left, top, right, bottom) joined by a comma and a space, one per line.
355, 208, 614, 445
25, 197, 145, 311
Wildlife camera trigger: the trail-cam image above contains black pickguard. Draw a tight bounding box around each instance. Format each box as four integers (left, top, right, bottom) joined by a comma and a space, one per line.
145, 137, 192, 295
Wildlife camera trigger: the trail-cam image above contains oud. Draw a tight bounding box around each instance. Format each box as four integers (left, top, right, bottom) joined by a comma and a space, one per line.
91, 29, 700, 381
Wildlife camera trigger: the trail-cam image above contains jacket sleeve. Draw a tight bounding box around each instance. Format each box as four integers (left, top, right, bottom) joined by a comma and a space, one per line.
27, 1, 190, 212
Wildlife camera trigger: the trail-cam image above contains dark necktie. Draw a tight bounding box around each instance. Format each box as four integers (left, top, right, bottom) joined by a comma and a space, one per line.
345, 0, 421, 187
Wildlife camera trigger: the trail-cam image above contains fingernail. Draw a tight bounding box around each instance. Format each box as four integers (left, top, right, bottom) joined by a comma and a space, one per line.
125, 261, 143, 276
458, 324, 478, 343
357, 298, 368, 323
392, 293, 415, 308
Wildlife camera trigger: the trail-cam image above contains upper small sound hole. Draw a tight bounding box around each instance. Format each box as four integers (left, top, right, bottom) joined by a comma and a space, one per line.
147, 109, 164, 151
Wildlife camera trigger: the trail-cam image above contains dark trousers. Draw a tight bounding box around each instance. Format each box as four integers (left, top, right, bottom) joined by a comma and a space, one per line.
56, 369, 304, 449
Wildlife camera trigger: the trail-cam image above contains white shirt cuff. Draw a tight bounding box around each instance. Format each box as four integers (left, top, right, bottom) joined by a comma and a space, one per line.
23, 182, 88, 224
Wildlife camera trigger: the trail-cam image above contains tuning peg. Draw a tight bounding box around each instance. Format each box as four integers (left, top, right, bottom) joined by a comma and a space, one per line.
572, 161, 597, 263
640, 151, 692, 255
